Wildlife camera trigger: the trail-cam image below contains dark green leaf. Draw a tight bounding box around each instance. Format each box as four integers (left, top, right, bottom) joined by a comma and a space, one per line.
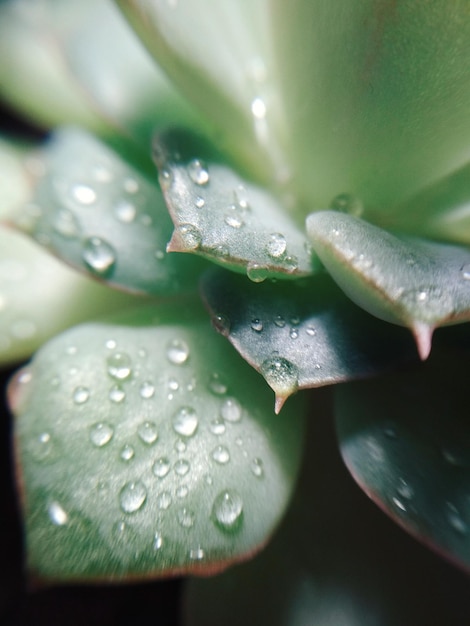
201, 268, 415, 412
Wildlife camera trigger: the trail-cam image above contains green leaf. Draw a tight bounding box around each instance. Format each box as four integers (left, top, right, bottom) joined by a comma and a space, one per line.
153, 130, 318, 281
115, 0, 289, 183
8, 128, 207, 296
10, 301, 305, 581
271, 1, 470, 213
380, 161, 470, 246
201, 268, 415, 412
307, 210, 470, 359
185, 398, 470, 625
336, 331, 470, 573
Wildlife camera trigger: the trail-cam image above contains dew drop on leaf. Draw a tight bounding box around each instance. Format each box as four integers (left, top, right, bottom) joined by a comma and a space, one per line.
246, 262, 269, 283
90, 422, 114, 447
177, 507, 195, 528
107, 352, 132, 380
220, 397, 242, 422
172, 406, 198, 437
71, 184, 96, 206
109, 385, 126, 403
82, 237, 116, 276
139, 381, 155, 399
175, 223, 202, 250
157, 491, 172, 510
72, 386, 90, 405
120, 444, 135, 462
212, 490, 243, 530
260, 356, 299, 395
250, 457, 264, 478
266, 233, 287, 258
119, 481, 147, 513
174, 459, 190, 476
212, 445, 230, 464
137, 421, 158, 445
188, 159, 210, 185
153, 457, 171, 478
166, 339, 190, 365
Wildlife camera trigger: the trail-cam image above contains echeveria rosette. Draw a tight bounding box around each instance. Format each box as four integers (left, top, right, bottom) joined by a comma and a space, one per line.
1, 0, 470, 619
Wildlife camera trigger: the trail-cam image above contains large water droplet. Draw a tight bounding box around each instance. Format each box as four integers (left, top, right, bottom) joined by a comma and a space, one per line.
140, 381, 155, 399
330, 192, 363, 217
178, 507, 195, 528
120, 481, 147, 513
245, 262, 268, 283
188, 159, 209, 185
266, 233, 287, 258
173, 406, 198, 437
174, 459, 190, 476
250, 318, 263, 332
109, 385, 126, 403
153, 457, 171, 478
90, 422, 114, 447
72, 184, 96, 205
166, 338, 190, 365
212, 490, 243, 530
73, 386, 90, 405
220, 397, 242, 422
107, 352, 132, 380
210, 418, 226, 435
261, 356, 299, 394
212, 445, 230, 464
137, 421, 158, 445
176, 224, 202, 250
82, 237, 116, 276
274, 315, 286, 328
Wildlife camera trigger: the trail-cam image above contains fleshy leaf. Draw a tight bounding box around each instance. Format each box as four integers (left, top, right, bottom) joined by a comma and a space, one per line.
271, 1, 470, 213
201, 268, 415, 412
307, 210, 470, 359
336, 331, 470, 573
185, 398, 470, 625
10, 301, 305, 581
116, 0, 289, 182
153, 130, 317, 281
8, 128, 206, 296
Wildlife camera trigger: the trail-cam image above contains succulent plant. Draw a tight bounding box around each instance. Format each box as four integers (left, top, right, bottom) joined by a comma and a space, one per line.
2, 0, 470, 623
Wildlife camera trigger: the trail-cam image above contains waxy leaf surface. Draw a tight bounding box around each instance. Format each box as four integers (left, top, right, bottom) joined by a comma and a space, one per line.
307, 210, 470, 359
11, 302, 305, 580
201, 268, 415, 411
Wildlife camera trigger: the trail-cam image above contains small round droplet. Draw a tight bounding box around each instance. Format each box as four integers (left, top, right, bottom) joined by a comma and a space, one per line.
174, 459, 190, 476
212, 313, 231, 336
166, 339, 190, 365
120, 444, 135, 462
73, 386, 89, 405
137, 421, 158, 445
106, 339, 117, 350
153, 531, 163, 550
224, 206, 245, 229
140, 381, 155, 399
188, 159, 209, 185
212, 445, 230, 464
261, 356, 299, 395
330, 192, 363, 217
90, 422, 114, 447
212, 490, 243, 530
157, 491, 172, 510
109, 385, 126, 403
289, 327, 299, 339
178, 507, 195, 528
175, 439, 187, 453
82, 237, 116, 276
306, 325, 316, 337
30, 432, 54, 463
153, 457, 171, 478
114, 199, 136, 223
120, 481, 147, 513
461, 263, 470, 280
266, 233, 287, 258
283, 255, 298, 273
72, 184, 96, 205
246, 262, 269, 283
210, 418, 226, 435
176, 224, 202, 250
195, 196, 205, 208
251, 318, 263, 332
250, 457, 264, 478
176, 485, 189, 498
107, 352, 132, 380
208, 373, 228, 395
173, 406, 198, 437
274, 315, 286, 328
123, 177, 139, 194
220, 397, 242, 422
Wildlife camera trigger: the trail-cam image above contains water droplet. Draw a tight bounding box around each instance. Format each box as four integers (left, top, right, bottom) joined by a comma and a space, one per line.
289, 327, 299, 339
123, 177, 139, 194
48, 501, 68, 526
283, 255, 299, 273
120, 444, 135, 462
107, 352, 132, 380
189, 547, 204, 560
392, 497, 407, 512
447, 503, 468, 534
159, 168, 172, 190
251, 457, 264, 477
274, 315, 286, 328
208, 372, 228, 395
73, 386, 90, 405
114, 199, 136, 223
140, 381, 155, 399
72, 184, 96, 205
82, 237, 116, 276
155, 249, 165, 260
176, 485, 189, 498
31, 432, 54, 463
53, 209, 81, 238
153, 531, 163, 550
168, 377, 179, 392
153, 457, 171, 478
120, 481, 147, 513
173, 406, 198, 437
442, 445, 468, 468
188, 159, 209, 185
106, 339, 117, 350
220, 397, 242, 422
157, 491, 172, 510
330, 193, 363, 217
212, 313, 231, 336
251, 97, 267, 119
109, 385, 126, 403
210, 418, 226, 435
166, 338, 190, 365
461, 263, 470, 280
178, 507, 195, 528
224, 205, 245, 228
401, 286, 453, 321
90, 422, 114, 447
261, 356, 299, 394
195, 196, 205, 208
175, 439, 187, 453
306, 325, 316, 337
250, 318, 263, 332
212, 490, 243, 530
266, 233, 287, 258
137, 421, 158, 445
174, 459, 190, 476
396, 478, 414, 500
212, 445, 230, 464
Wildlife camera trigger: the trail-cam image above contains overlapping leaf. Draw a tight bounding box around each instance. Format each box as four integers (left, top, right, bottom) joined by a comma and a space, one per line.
307, 210, 470, 359
201, 268, 415, 412
7, 128, 207, 296
153, 129, 318, 281
10, 301, 305, 580
336, 330, 470, 572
